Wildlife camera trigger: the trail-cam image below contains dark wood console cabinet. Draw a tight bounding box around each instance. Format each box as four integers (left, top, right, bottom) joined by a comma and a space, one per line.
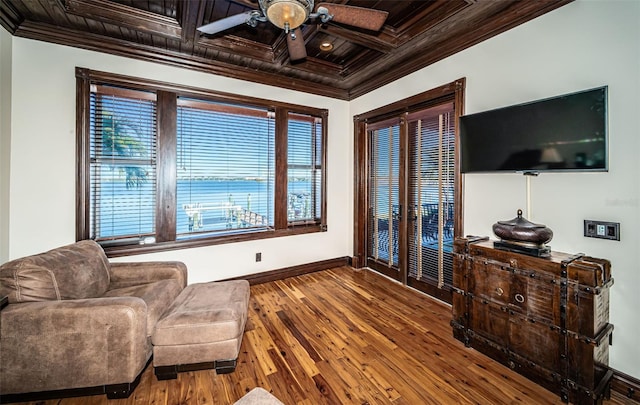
452, 237, 614, 404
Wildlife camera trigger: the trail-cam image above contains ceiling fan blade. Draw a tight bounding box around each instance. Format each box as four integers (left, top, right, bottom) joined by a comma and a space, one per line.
197, 11, 253, 35
317, 3, 388, 31
286, 28, 307, 61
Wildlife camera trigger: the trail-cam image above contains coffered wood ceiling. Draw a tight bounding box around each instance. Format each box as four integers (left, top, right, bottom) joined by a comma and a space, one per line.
1, 0, 572, 100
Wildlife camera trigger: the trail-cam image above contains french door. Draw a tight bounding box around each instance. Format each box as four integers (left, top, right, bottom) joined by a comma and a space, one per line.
354, 80, 464, 303
406, 103, 456, 301
367, 117, 403, 278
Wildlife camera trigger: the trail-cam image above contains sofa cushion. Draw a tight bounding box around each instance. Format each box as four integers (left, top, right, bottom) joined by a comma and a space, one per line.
103, 278, 184, 336
0, 240, 111, 304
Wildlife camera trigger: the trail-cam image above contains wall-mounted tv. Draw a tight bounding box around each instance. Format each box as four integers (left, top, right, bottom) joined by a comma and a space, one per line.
460, 86, 608, 173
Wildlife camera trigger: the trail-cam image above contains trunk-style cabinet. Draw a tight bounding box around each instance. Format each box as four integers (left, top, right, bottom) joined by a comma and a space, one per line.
452, 237, 614, 404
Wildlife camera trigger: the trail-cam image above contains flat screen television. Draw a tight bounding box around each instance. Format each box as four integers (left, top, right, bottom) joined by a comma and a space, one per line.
460, 86, 608, 173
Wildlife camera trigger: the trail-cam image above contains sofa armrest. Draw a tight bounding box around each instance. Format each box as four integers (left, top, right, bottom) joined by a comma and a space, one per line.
0, 297, 150, 394
109, 261, 187, 289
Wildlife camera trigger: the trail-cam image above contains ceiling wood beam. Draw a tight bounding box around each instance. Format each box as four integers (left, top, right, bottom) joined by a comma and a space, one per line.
198, 35, 276, 62
2, 0, 574, 101
320, 24, 394, 54
387, 1, 471, 42
227, 0, 258, 9
346, 0, 574, 99
178, 0, 206, 44
64, 0, 182, 40
315, 2, 470, 59
286, 56, 345, 79
0, 0, 23, 33
14, 20, 350, 100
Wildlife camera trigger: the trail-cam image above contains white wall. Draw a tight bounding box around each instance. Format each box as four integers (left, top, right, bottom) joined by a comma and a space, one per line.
7, 37, 353, 283
0, 28, 11, 264
351, 0, 640, 379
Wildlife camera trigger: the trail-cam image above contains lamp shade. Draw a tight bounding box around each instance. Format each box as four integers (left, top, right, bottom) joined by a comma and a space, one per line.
262, 0, 311, 30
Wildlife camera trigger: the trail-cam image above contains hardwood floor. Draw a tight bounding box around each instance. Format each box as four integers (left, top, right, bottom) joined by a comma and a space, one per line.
12, 267, 632, 405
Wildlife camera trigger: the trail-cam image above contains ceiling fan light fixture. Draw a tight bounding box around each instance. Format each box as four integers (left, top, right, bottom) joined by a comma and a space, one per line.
259, 0, 312, 31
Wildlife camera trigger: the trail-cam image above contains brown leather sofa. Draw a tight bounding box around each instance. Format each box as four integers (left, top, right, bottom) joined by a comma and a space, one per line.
0, 240, 186, 401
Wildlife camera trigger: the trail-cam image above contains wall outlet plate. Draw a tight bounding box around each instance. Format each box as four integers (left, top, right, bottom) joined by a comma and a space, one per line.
584, 220, 620, 241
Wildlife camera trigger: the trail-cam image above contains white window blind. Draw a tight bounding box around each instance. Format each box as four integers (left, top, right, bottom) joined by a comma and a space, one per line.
78, 68, 328, 254
287, 112, 323, 223
407, 102, 455, 287
176, 98, 275, 238
89, 85, 157, 242
368, 118, 401, 266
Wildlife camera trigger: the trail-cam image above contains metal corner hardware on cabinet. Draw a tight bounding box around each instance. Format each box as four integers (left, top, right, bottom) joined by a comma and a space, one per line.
451, 237, 614, 405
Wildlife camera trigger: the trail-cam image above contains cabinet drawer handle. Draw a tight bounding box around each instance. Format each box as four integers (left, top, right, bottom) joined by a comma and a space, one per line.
495, 287, 504, 296
514, 293, 525, 303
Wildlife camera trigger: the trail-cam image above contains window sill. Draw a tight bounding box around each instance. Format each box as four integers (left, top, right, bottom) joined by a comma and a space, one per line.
101, 224, 326, 258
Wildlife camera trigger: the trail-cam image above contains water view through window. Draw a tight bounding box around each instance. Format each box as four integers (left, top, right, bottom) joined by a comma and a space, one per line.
176, 99, 275, 237
90, 88, 157, 240
87, 81, 324, 244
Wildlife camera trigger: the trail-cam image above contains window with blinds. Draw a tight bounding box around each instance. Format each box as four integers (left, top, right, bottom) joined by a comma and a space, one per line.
287, 112, 323, 224
77, 68, 328, 255
89, 85, 157, 242
177, 98, 275, 237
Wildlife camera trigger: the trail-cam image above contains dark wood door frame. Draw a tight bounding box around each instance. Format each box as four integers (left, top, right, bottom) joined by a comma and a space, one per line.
352, 78, 466, 292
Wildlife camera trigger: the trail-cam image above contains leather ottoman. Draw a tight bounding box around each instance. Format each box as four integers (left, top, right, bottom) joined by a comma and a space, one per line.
151, 280, 250, 380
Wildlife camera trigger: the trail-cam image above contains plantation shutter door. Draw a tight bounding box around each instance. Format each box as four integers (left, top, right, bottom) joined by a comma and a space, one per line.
367, 118, 401, 269
176, 98, 275, 238
287, 112, 323, 224
90, 85, 157, 242
407, 102, 455, 288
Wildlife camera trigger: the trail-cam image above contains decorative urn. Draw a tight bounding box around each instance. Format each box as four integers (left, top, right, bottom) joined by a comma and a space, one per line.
492, 209, 553, 247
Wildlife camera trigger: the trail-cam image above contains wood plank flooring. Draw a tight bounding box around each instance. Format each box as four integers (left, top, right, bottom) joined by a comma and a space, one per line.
11, 267, 631, 405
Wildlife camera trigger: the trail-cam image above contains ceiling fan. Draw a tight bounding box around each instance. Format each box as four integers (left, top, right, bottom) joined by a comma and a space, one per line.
197, 0, 389, 62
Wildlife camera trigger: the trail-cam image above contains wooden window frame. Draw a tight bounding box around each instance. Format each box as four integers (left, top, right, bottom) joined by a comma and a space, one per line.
76, 67, 328, 257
